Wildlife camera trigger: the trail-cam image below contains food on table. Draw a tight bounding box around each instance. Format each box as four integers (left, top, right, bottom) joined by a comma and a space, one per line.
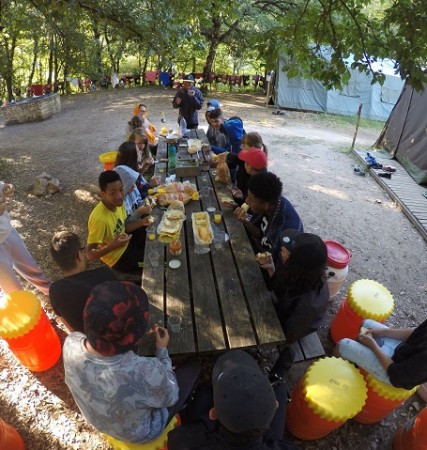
160, 127, 168, 134
169, 238, 182, 256
218, 193, 237, 208
215, 159, 231, 184
192, 211, 213, 245
157, 208, 186, 241
241, 203, 249, 212
155, 182, 197, 206
187, 139, 202, 155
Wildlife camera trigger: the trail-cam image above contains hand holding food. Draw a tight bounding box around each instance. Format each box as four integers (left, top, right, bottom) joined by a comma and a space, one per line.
111, 233, 131, 249
234, 205, 249, 222
137, 205, 152, 216
256, 252, 272, 265
357, 333, 378, 350
153, 324, 169, 349
241, 202, 249, 212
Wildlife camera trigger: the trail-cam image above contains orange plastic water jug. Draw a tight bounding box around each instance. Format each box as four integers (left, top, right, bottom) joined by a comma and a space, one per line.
0, 418, 25, 450
394, 406, 427, 450
286, 357, 367, 440
353, 371, 417, 424
330, 279, 394, 343
0, 291, 61, 371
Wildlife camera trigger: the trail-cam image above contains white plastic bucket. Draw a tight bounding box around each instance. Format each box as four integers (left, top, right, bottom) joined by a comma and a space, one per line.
325, 265, 349, 299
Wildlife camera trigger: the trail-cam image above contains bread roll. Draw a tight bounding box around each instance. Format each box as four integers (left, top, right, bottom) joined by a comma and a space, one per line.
241, 203, 249, 212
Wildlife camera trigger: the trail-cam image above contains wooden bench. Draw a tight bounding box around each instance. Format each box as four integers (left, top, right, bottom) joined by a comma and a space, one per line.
291, 332, 325, 363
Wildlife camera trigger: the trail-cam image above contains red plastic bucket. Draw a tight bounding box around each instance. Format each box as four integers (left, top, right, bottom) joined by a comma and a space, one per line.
330, 280, 394, 343
324, 240, 351, 269
286, 358, 367, 440
330, 297, 364, 343
394, 406, 427, 450
0, 419, 25, 450
354, 371, 416, 424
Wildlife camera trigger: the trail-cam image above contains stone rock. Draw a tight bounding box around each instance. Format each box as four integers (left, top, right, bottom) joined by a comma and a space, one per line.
33, 172, 62, 196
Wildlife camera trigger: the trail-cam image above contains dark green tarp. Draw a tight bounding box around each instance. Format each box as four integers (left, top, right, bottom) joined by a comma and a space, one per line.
375, 80, 427, 185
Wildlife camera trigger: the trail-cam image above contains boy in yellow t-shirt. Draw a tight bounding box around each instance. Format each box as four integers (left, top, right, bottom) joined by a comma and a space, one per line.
87, 171, 151, 273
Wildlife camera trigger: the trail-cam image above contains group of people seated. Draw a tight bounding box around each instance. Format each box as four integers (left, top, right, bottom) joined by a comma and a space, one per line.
1, 84, 426, 448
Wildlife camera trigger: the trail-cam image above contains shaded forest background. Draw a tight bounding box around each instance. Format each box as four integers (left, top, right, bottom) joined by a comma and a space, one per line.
1, 0, 427, 102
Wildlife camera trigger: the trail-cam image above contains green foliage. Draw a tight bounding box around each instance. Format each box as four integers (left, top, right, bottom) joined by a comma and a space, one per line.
1, 0, 427, 100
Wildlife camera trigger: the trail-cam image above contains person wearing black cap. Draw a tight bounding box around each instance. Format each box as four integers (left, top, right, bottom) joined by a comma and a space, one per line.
258, 229, 329, 382
167, 350, 298, 449
63, 280, 200, 444
172, 74, 204, 129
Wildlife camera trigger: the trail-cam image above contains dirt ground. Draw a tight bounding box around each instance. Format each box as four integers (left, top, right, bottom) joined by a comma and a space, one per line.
0, 86, 426, 449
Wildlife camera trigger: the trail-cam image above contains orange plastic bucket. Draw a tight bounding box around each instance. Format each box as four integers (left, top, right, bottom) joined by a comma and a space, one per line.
394, 406, 427, 450
0, 418, 25, 450
0, 291, 61, 372
354, 371, 416, 424
286, 357, 367, 440
330, 280, 394, 343
99, 151, 118, 170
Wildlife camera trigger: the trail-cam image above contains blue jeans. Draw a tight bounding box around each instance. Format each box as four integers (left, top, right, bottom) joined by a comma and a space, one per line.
338, 319, 402, 385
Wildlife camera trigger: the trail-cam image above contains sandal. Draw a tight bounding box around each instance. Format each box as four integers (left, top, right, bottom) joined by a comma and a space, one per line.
353, 168, 366, 177
382, 165, 396, 173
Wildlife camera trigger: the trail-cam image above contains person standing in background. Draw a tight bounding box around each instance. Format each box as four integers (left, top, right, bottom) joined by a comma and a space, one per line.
172, 75, 204, 129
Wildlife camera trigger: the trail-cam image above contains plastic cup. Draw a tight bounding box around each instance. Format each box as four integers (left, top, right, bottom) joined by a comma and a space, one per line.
199, 172, 209, 185
148, 251, 160, 268
214, 210, 222, 224
147, 225, 156, 241
214, 231, 226, 249
201, 161, 210, 172
168, 315, 182, 333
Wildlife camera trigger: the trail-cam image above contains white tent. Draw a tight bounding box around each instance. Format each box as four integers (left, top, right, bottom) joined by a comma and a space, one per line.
275, 56, 405, 120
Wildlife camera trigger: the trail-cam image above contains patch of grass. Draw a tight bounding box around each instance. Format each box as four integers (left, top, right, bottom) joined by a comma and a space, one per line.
335, 145, 353, 154
307, 112, 385, 132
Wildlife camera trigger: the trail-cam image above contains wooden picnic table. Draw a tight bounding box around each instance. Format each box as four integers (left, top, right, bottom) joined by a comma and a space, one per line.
141, 128, 286, 356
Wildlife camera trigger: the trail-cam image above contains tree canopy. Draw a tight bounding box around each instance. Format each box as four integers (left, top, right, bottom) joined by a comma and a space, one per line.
0, 0, 426, 101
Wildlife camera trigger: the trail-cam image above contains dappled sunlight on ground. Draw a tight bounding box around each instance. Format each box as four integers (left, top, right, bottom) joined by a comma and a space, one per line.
306, 184, 349, 200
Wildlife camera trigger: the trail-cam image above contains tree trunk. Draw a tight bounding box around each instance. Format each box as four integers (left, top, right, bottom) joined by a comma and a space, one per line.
47, 35, 54, 85
141, 54, 149, 86
28, 38, 39, 88
3, 35, 17, 102
92, 22, 103, 78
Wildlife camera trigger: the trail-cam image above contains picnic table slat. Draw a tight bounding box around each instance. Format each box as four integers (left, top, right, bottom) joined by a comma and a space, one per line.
215, 183, 286, 345
185, 182, 227, 352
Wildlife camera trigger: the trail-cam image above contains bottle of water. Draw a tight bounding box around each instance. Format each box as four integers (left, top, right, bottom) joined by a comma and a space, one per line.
180, 117, 188, 138
160, 111, 166, 123
169, 142, 177, 172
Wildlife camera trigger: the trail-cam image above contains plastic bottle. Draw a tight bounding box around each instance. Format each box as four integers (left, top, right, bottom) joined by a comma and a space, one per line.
180, 117, 187, 138
160, 111, 166, 123
169, 142, 177, 172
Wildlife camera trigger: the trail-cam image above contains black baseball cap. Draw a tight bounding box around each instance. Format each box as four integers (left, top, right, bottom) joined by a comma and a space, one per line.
279, 229, 327, 270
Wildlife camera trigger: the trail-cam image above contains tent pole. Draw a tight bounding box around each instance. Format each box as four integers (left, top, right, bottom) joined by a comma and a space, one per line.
351, 103, 363, 150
